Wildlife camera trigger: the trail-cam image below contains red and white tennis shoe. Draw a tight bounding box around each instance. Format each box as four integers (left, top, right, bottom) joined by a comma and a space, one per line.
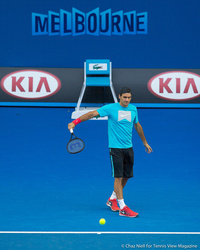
106, 198, 120, 212
119, 206, 138, 218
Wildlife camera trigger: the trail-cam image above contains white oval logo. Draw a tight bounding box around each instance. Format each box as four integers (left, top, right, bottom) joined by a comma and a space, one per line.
1, 70, 61, 99
148, 71, 200, 100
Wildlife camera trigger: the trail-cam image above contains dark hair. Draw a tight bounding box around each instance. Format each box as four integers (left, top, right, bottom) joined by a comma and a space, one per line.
119, 87, 132, 96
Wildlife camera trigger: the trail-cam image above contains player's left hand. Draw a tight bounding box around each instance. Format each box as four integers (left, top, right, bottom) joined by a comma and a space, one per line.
144, 143, 153, 154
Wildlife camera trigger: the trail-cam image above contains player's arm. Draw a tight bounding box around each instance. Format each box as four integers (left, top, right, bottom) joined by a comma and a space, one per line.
68, 110, 100, 131
134, 122, 153, 154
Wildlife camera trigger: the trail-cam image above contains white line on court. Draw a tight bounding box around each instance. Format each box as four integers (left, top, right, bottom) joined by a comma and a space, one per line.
0, 232, 199, 234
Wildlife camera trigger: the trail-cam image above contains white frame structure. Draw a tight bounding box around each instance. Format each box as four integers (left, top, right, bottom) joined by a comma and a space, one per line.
71, 61, 117, 120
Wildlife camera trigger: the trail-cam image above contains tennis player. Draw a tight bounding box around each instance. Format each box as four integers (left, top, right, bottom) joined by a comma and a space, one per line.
68, 87, 153, 218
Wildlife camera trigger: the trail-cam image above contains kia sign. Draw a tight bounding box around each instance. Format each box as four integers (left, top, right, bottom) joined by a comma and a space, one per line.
148, 71, 200, 101
1, 70, 61, 99
0, 67, 200, 107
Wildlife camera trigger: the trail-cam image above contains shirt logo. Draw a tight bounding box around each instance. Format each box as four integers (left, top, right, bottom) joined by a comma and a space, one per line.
118, 111, 131, 122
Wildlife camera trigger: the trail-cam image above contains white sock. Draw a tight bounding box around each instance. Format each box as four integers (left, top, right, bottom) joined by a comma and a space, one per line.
118, 199, 126, 209
110, 191, 117, 200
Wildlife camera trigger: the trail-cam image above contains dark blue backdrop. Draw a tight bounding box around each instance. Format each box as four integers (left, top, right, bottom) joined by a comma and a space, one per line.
0, 0, 200, 68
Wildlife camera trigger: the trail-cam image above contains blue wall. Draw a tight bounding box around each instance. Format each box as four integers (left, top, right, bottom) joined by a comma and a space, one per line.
0, 0, 200, 68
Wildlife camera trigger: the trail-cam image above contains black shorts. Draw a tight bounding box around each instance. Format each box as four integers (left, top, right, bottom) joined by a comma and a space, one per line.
109, 148, 134, 178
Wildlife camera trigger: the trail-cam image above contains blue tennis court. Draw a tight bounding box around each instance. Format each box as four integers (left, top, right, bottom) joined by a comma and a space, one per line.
0, 107, 199, 249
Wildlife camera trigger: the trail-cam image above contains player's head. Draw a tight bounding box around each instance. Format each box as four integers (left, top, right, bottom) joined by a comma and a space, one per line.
119, 87, 132, 96
119, 87, 132, 107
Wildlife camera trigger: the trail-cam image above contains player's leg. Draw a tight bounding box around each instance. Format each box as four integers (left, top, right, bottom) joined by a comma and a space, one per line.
114, 177, 123, 199
114, 177, 132, 200
115, 148, 133, 208
119, 148, 138, 217
106, 148, 124, 211
107, 177, 126, 211
122, 177, 129, 188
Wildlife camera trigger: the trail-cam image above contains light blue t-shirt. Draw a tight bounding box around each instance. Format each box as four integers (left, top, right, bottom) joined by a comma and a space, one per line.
97, 103, 139, 148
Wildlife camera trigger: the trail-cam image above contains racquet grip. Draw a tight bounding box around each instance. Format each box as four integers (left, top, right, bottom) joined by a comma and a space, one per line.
70, 128, 73, 133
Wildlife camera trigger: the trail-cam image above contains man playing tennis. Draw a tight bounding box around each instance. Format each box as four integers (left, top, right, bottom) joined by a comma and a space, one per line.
68, 87, 152, 218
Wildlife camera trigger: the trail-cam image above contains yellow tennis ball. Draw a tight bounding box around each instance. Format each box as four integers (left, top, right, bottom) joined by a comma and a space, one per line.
99, 218, 106, 225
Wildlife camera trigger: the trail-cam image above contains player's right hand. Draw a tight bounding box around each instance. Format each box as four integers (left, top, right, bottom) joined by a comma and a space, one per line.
68, 122, 75, 131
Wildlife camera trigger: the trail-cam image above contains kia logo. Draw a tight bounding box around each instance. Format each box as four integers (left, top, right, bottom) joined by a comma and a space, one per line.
1, 70, 61, 99
148, 71, 200, 101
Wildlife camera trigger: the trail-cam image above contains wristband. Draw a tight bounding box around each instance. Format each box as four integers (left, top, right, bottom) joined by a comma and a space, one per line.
72, 118, 82, 125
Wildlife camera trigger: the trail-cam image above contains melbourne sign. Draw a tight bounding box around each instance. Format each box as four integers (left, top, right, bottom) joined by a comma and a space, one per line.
32, 8, 148, 36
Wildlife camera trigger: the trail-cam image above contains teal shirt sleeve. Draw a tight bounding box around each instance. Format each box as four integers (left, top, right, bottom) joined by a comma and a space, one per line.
134, 108, 139, 124
97, 104, 112, 117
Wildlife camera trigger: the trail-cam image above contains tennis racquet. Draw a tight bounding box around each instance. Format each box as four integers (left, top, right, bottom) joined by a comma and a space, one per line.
67, 129, 85, 154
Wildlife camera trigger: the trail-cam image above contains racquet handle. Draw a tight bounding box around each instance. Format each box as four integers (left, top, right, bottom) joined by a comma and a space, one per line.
70, 128, 74, 133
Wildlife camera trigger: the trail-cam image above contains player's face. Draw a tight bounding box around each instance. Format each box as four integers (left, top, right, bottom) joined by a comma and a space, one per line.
119, 93, 132, 107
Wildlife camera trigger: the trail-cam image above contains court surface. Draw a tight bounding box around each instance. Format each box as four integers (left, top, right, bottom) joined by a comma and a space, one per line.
0, 107, 199, 249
